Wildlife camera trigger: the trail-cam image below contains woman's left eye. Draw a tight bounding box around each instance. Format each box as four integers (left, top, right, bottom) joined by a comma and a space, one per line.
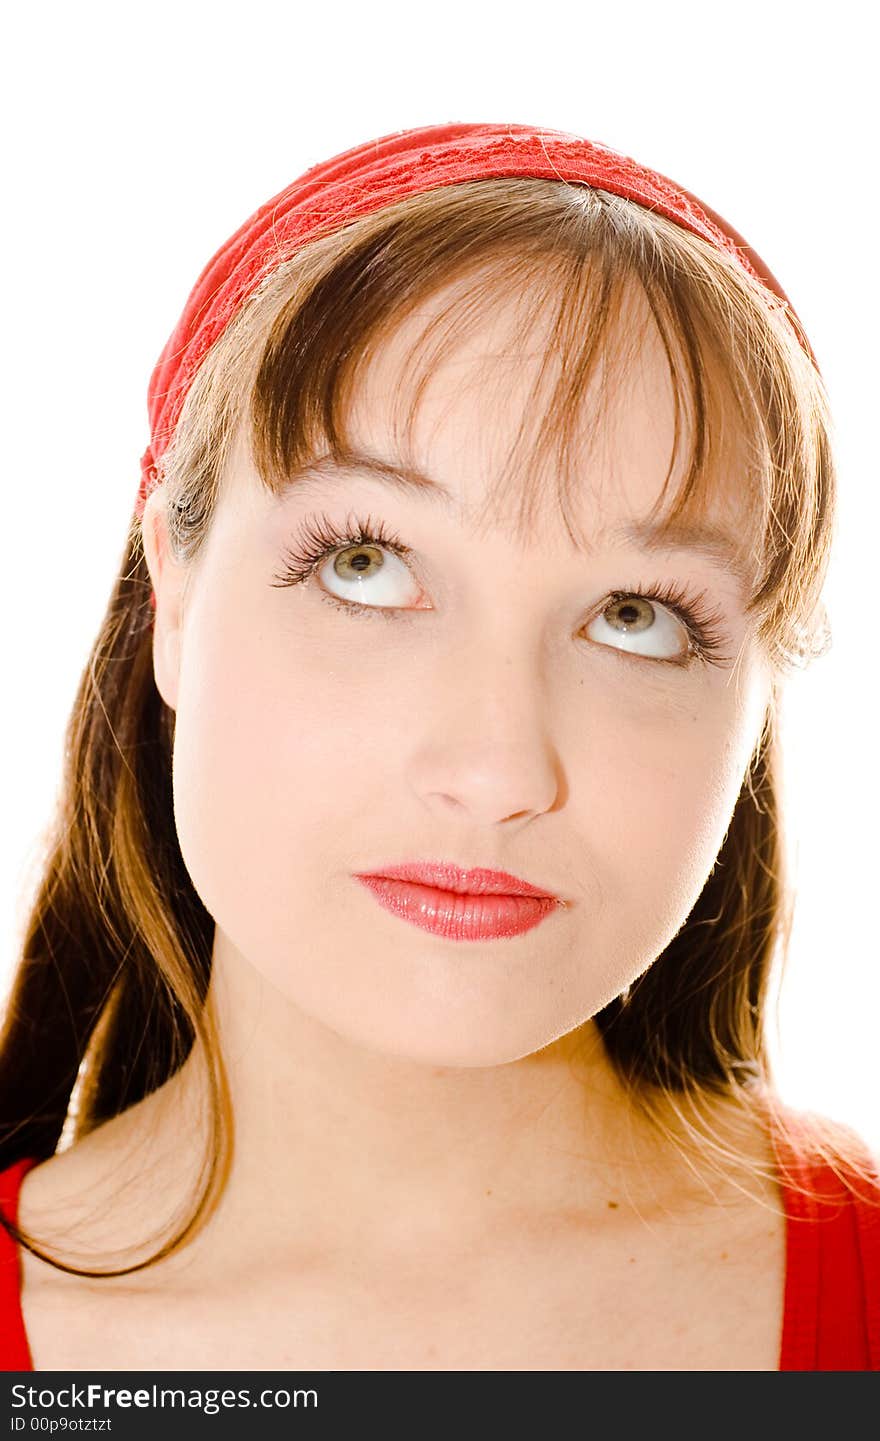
271, 516, 733, 667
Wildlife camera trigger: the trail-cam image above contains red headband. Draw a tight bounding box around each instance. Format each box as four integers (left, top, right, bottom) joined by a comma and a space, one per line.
136, 119, 815, 524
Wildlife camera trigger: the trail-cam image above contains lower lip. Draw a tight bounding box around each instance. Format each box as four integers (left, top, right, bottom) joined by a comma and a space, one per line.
354, 876, 558, 941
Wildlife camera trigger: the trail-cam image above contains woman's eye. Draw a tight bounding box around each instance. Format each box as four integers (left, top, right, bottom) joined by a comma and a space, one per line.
584, 595, 690, 662
317, 543, 423, 609
318, 557, 695, 664
276, 524, 727, 667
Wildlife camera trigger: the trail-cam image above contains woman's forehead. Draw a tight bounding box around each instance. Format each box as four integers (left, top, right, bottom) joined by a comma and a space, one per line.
336, 269, 757, 560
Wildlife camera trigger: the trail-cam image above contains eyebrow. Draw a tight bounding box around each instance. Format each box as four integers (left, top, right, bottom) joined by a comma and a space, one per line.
281, 447, 752, 587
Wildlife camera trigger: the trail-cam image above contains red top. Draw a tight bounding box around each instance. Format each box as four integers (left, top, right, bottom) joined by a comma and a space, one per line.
2, 1111, 879, 1370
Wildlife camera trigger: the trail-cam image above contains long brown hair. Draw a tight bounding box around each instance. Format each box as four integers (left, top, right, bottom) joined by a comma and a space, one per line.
1, 175, 872, 1279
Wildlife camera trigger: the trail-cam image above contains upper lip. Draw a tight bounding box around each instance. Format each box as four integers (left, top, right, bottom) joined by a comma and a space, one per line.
354, 860, 559, 900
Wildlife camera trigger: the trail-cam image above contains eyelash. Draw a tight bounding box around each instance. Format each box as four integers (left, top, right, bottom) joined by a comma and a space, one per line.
270, 510, 734, 669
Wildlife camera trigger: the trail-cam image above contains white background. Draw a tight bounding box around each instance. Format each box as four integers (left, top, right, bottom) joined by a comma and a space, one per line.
2, 2, 877, 1150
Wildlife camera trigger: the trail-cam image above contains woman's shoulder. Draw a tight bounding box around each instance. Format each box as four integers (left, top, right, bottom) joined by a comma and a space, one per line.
0, 1154, 41, 1261
6, 1100, 195, 1372
14, 1091, 185, 1263
766, 1103, 880, 1371
768, 1101, 880, 1204
4, 1123, 140, 1324
8, 1083, 192, 1315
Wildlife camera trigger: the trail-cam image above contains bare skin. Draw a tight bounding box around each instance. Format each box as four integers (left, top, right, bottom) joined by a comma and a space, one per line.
18, 1056, 787, 1370
18, 269, 787, 1369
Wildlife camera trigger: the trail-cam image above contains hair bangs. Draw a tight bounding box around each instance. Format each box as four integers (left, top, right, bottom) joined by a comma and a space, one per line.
247, 224, 760, 580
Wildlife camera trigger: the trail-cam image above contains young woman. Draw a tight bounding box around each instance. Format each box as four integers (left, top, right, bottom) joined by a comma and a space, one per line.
1, 122, 877, 1372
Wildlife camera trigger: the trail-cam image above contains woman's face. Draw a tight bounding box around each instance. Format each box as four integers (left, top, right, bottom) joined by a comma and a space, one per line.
144, 273, 771, 1067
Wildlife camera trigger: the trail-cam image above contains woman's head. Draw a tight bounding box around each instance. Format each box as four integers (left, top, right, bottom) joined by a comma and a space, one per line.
0, 133, 850, 1278
141, 245, 778, 1071
138, 164, 831, 1068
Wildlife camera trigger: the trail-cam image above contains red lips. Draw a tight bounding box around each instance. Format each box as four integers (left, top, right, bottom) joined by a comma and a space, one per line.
353, 861, 562, 942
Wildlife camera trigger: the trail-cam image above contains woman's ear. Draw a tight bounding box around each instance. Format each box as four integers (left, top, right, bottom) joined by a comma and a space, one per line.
140, 490, 189, 712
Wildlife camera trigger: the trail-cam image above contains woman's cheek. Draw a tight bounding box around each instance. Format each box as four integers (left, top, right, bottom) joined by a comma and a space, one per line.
585, 682, 759, 900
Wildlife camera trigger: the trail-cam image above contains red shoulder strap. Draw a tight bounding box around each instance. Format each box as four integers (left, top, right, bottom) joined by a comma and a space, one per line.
0, 1157, 39, 1371
775, 1114, 880, 1371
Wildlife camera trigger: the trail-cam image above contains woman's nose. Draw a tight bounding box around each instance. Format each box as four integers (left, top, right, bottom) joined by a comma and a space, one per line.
407, 645, 562, 827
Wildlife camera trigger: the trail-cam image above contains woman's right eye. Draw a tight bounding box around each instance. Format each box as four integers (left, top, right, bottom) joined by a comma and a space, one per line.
271, 513, 427, 613
315, 542, 425, 610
